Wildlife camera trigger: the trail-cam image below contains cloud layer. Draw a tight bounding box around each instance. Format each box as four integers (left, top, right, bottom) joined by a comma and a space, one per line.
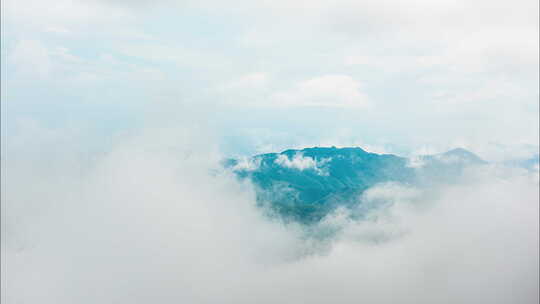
2, 125, 538, 304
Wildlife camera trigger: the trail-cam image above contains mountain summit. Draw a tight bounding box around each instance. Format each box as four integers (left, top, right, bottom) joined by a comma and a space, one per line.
227, 146, 484, 223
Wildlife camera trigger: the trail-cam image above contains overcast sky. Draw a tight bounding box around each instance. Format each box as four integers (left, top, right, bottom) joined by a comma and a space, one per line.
2, 0, 539, 158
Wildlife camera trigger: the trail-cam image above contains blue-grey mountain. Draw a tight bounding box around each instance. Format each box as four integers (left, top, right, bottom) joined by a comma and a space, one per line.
226, 147, 485, 223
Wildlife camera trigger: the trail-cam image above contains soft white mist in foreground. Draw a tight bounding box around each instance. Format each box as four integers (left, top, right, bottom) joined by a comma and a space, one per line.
2, 129, 538, 304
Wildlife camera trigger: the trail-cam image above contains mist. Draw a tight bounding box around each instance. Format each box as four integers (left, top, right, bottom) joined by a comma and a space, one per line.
2, 125, 538, 304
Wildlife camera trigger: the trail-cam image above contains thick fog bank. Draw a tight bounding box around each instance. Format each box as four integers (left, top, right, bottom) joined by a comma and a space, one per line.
2, 129, 538, 304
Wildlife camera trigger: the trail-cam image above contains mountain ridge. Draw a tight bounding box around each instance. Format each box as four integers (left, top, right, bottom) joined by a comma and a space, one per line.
226, 146, 486, 223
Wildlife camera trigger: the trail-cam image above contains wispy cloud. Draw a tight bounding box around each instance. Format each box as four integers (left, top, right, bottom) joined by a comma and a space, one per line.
271, 75, 370, 108
275, 153, 330, 175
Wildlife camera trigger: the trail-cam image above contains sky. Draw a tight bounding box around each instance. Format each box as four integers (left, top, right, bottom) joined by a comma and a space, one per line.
2, 0, 539, 158
1, 1, 539, 303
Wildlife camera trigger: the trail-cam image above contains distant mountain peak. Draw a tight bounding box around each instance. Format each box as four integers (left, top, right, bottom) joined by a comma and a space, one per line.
443, 147, 474, 155
437, 148, 485, 164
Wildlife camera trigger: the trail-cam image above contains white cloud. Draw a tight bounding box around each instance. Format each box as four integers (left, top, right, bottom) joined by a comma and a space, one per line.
216, 74, 370, 109
2, 125, 538, 304
272, 75, 370, 108
232, 156, 262, 171
406, 156, 427, 169
275, 153, 330, 175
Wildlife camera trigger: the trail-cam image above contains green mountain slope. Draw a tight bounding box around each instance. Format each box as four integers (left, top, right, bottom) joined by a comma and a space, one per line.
226, 146, 485, 223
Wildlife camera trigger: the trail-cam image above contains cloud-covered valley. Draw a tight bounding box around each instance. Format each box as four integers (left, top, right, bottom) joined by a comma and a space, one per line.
2, 126, 538, 304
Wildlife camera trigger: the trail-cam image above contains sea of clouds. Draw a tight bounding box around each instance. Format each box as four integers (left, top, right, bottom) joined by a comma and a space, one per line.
2, 0, 538, 302
1, 124, 538, 304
